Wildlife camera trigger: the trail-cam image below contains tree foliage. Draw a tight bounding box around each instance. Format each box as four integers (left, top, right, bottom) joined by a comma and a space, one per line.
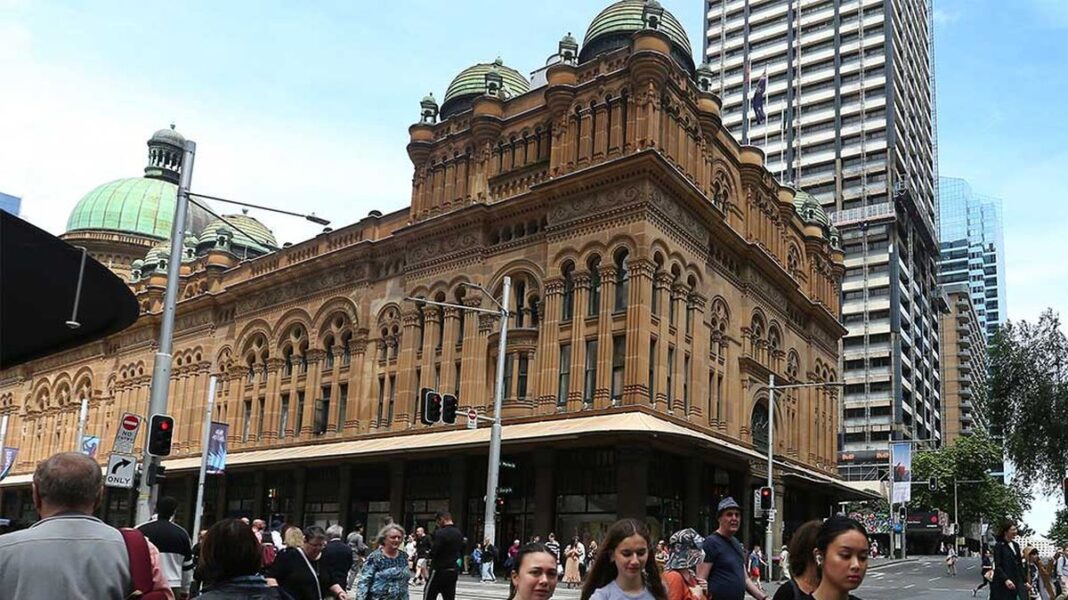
909, 431, 1030, 525
987, 309, 1068, 492
1049, 509, 1068, 547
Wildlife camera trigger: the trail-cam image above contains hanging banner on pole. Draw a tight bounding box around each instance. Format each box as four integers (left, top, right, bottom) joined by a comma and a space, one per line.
890, 442, 913, 504
206, 422, 228, 475
0, 447, 18, 482
81, 435, 100, 458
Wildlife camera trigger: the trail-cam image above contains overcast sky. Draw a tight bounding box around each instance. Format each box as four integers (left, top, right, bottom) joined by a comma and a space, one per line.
2, 0, 1064, 532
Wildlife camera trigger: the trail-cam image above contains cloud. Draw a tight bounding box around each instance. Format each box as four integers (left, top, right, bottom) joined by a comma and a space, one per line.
933, 8, 961, 26
0, 35, 413, 247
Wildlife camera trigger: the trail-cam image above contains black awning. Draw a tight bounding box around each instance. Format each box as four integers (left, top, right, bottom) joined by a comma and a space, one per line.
1, 211, 139, 368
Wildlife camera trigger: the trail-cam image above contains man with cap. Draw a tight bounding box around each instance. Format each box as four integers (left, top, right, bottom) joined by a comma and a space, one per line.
695, 497, 769, 600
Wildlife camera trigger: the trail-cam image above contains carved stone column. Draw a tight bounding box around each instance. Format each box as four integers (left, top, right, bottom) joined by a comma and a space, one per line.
458, 297, 483, 412
347, 330, 369, 432
476, 313, 496, 411
328, 345, 344, 434
439, 307, 461, 393
262, 358, 284, 441
567, 274, 590, 411
535, 278, 563, 413
688, 294, 707, 423
300, 350, 324, 438
393, 310, 422, 429
670, 283, 688, 413
653, 272, 673, 412
623, 259, 653, 405
595, 265, 616, 408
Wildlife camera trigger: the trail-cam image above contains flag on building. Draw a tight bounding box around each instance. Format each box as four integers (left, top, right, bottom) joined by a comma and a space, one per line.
206, 422, 229, 475
890, 442, 913, 504
751, 67, 768, 124
0, 447, 17, 482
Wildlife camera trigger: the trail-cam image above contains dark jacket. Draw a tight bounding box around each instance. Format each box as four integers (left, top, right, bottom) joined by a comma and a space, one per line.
430, 524, 465, 571
322, 538, 354, 590
197, 575, 282, 600
268, 547, 328, 600
991, 538, 1026, 600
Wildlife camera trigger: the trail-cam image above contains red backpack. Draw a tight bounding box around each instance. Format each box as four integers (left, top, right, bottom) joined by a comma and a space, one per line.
120, 528, 170, 600
259, 531, 278, 569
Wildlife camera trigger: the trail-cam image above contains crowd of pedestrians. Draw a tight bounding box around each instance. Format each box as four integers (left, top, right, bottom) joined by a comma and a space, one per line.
28, 450, 1068, 600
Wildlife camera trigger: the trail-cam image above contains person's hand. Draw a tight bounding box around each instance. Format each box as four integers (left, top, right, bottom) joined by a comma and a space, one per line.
1006, 580, 1016, 590
696, 577, 708, 594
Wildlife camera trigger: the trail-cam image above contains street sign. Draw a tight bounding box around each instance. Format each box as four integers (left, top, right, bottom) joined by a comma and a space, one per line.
466, 408, 478, 430
766, 509, 776, 522
500, 460, 517, 469
112, 412, 142, 454
105, 453, 137, 489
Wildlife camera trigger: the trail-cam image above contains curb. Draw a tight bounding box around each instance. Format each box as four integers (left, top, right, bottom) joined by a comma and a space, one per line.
866, 557, 918, 572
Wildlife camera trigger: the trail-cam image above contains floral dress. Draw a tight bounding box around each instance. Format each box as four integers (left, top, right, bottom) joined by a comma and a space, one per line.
357, 548, 411, 600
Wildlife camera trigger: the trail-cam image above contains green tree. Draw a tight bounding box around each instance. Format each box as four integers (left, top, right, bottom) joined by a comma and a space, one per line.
987, 310, 1068, 493
1049, 509, 1068, 547
909, 431, 1030, 526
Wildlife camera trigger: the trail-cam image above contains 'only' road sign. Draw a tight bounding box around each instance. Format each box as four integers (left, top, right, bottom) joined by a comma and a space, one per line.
105, 453, 137, 489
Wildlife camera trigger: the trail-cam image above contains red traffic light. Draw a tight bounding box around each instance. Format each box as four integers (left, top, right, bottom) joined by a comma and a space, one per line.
759, 486, 773, 510
147, 414, 174, 457
159, 420, 170, 431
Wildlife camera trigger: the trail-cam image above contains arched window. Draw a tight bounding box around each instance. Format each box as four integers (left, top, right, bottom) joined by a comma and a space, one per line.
515, 280, 527, 328
751, 403, 770, 451
587, 255, 602, 316
562, 262, 575, 321
651, 254, 664, 316
614, 248, 629, 311
324, 335, 335, 370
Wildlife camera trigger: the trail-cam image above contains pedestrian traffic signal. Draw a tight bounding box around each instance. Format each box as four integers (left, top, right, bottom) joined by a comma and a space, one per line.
146, 463, 167, 485
147, 414, 174, 456
929, 477, 937, 491
759, 486, 773, 511
898, 505, 907, 523
420, 388, 442, 425
441, 393, 458, 424
494, 496, 505, 515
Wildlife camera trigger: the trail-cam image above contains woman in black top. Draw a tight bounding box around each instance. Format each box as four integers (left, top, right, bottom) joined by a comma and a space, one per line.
990, 519, 1026, 600
269, 525, 342, 600
973, 548, 993, 597
772, 520, 822, 600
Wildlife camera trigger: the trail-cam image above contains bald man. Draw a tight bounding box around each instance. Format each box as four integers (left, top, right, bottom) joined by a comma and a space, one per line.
0, 452, 172, 600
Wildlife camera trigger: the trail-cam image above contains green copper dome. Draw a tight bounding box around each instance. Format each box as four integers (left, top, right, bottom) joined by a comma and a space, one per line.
66, 177, 212, 240
793, 189, 831, 228
441, 58, 530, 118
198, 213, 277, 255
580, 0, 694, 71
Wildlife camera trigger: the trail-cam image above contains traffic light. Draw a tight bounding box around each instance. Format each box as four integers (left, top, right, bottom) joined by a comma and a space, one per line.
495, 496, 505, 515
147, 414, 174, 456
929, 477, 937, 492
442, 393, 458, 424
146, 463, 167, 486
759, 486, 773, 511
898, 505, 907, 523
420, 388, 442, 425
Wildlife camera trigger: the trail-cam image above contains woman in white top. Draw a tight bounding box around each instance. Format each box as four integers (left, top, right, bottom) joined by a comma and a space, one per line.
580, 519, 668, 600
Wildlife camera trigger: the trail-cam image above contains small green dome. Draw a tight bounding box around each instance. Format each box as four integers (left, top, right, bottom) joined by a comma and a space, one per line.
198, 213, 277, 255
580, 0, 694, 71
441, 58, 530, 118
66, 177, 212, 240
793, 189, 830, 228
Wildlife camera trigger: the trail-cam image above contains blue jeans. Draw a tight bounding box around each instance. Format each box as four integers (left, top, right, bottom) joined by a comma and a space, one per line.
481, 561, 495, 581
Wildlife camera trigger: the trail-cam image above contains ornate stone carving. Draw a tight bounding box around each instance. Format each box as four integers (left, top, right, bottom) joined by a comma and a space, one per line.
547, 184, 642, 225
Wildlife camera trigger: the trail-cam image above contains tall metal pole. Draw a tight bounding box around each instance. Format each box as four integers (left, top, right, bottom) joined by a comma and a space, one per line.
75, 397, 89, 452
192, 376, 217, 538
482, 276, 511, 547
0, 414, 8, 458
765, 373, 775, 582
136, 140, 196, 524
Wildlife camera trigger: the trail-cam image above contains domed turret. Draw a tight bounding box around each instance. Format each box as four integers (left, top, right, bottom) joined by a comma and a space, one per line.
145, 124, 187, 185
65, 177, 212, 240
579, 0, 695, 73
440, 58, 530, 120
793, 189, 831, 229
197, 211, 277, 259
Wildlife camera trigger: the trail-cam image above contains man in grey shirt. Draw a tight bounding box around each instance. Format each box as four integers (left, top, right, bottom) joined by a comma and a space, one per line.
0, 452, 170, 600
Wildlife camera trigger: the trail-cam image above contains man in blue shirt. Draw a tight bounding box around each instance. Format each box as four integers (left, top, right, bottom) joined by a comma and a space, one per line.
696, 497, 769, 600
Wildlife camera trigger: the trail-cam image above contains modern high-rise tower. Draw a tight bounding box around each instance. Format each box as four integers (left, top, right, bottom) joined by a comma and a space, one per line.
937, 176, 1006, 342
705, 0, 942, 480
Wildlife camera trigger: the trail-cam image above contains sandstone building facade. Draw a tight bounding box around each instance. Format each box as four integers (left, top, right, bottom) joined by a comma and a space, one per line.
1, 0, 857, 548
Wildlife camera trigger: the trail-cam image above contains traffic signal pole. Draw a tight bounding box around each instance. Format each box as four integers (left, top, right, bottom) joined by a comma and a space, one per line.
483, 276, 510, 547
135, 140, 195, 524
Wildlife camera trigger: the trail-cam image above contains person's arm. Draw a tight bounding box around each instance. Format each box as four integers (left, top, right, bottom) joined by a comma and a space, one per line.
744, 577, 769, 600
181, 533, 194, 595
355, 554, 377, 600
662, 571, 687, 600
695, 561, 711, 581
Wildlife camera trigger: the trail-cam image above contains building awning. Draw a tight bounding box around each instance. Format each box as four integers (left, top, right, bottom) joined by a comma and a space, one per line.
0, 212, 139, 367
779, 460, 883, 501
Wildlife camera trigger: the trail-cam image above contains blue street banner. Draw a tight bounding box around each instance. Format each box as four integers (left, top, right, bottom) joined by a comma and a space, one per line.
81, 435, 100, 458
206, 422, 228, 475
0, 447, 18, 482
890, 442, 912, 504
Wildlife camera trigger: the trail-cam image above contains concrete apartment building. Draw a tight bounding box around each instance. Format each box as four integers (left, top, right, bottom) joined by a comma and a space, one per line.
938, 283, 988, 443
704, 0, 942, 480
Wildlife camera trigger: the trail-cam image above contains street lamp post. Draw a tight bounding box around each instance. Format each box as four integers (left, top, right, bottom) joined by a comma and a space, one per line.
404, 277, 510, 546
135, 139, 196, 524
765, 374, 844, 581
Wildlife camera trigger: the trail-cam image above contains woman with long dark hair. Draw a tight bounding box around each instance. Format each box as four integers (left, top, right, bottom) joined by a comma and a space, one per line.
772, 520, 821, 600
580, 519, 668, 600
197, 519, 281, 599
810, 516, 870, 600
991, 519, 1026, 600
507, 543, 559, 600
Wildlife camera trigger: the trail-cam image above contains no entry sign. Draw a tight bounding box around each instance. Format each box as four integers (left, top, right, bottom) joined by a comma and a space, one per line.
112, 412, 143, 454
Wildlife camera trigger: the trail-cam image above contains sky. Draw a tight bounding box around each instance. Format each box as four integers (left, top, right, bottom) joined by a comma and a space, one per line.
1, 1, 1065, 532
